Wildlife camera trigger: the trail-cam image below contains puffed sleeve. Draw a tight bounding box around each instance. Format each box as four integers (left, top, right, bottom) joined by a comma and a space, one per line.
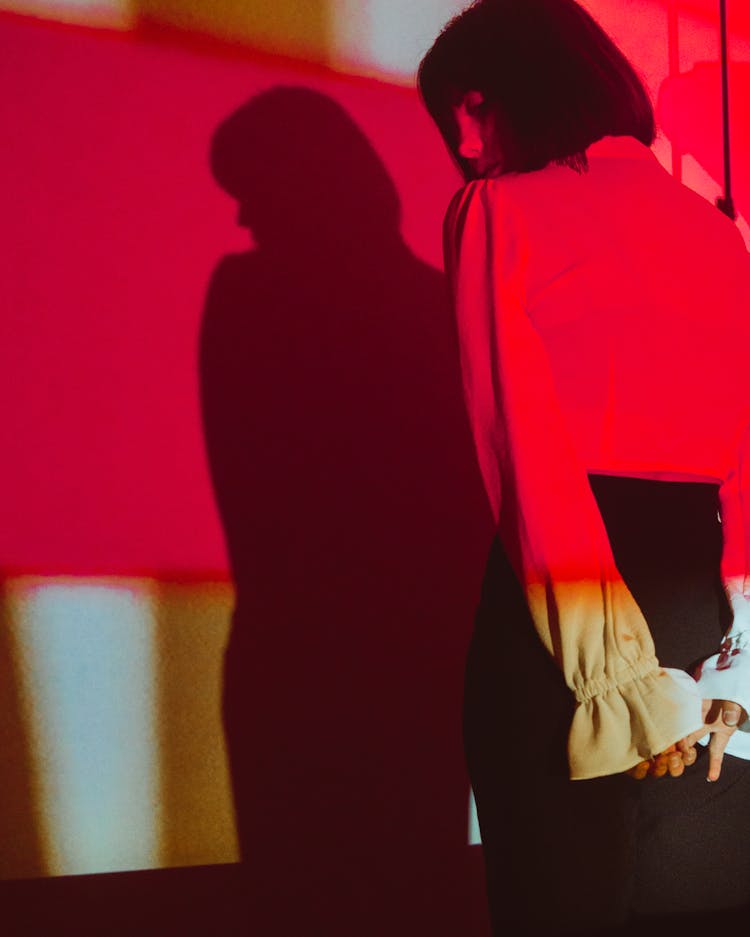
695, 423, 750, 756
444, 179, 703, 779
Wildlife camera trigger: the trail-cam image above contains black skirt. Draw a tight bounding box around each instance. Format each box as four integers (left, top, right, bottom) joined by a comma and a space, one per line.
464, 475, 750, 936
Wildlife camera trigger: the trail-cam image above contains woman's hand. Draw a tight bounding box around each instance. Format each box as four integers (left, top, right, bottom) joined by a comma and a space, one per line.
629, 699, 748, 781
627, 742, 697, 780
680, 698, 748, 782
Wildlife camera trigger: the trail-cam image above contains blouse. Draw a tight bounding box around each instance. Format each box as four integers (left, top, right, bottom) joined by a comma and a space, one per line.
444, 135, 750, 779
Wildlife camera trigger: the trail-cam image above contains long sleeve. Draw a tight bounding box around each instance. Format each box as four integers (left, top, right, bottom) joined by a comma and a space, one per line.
444, 179, 703, 780
695, 424, 750, 754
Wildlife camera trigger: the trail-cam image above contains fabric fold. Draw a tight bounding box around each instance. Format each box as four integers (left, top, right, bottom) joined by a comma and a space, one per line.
569, 665, 703, 780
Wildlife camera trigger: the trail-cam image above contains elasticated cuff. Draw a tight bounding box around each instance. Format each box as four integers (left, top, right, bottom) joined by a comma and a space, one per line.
568, 664, 703, 780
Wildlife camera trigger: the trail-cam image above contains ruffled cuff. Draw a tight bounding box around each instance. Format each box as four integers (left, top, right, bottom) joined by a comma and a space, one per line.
568, 663, 703, 780
694, 593, 750, 758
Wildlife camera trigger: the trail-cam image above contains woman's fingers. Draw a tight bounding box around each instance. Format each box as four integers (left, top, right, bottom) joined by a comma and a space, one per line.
626, 699, 747, 781
707, 729, 731, 782
648, 744, 685, 778
627, 760, 650, 780
698, 699, 748, 781
626, 698, 747, 782
627, 741, 698, 780
682, 728, 707, 750
650, 751, 669, 777
676, 738, 698, 766
721, 702, 745, 727
704, 700, 747, 780
666, 748, 685, 777
626, 745, 681, 779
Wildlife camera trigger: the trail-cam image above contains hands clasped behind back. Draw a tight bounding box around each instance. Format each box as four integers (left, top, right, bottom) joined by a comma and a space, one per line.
628, 698, 748, 781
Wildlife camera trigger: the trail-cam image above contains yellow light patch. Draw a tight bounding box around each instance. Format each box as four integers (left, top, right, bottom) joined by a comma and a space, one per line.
134, 0, 330, 63
0, 0, 134, 28
153, 580, 239, 869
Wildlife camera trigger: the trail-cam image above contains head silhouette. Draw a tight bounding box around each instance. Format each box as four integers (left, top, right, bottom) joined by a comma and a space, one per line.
210, 87, 401, 247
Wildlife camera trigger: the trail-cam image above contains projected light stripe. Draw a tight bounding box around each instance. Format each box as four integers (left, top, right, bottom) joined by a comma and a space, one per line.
12, 581, 159, 876
468, 788, 481, 846
0, 1, 132, 29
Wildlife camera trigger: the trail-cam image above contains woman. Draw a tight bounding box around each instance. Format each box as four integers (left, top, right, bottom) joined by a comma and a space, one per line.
418, 1, 750, 934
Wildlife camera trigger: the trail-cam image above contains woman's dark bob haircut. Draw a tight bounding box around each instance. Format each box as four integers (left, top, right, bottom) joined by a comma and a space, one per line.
417, 0, 656, 179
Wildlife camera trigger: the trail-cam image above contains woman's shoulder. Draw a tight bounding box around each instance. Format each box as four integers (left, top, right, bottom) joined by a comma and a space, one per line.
449, 158, 592, 212
444, 166, 579, 246
444, 174, 525, 231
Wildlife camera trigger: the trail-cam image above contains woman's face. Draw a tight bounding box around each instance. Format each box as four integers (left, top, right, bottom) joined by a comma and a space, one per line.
451, 90, 503, 178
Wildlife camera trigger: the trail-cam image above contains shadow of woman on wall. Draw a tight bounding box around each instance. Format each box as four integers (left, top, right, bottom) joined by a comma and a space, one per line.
201, 86, 491, 937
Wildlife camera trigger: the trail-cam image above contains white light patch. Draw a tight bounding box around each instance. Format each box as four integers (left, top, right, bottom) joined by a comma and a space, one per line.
13, 581, 159, 876
468, 787, 481, 846
329, 0, 466, 81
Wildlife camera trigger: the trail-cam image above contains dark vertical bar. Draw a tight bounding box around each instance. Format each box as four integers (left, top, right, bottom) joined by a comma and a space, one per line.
667, 0, 682, 182
717, 0, 737, 219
